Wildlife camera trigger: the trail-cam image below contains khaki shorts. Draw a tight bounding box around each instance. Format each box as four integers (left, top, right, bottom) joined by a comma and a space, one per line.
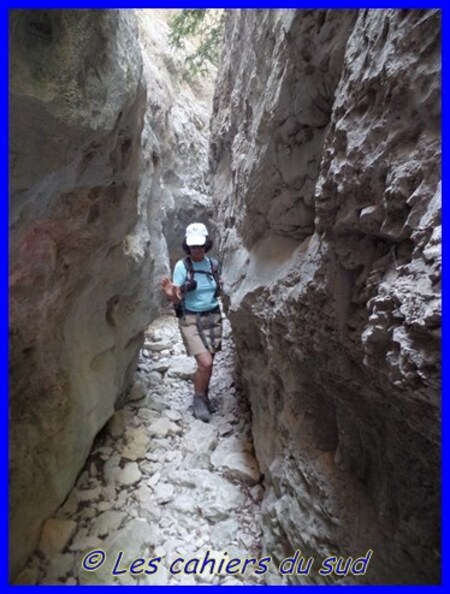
179, 312, 223, 356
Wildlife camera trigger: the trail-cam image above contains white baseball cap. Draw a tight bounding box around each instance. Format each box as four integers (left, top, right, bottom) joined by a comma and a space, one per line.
185, 222, 208, 246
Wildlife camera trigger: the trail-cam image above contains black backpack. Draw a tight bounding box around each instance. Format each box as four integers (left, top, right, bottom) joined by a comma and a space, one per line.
181, 256, 220, 295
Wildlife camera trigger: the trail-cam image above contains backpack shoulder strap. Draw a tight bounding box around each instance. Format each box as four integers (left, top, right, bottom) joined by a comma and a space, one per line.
207, 257, 221, 297
183, 256, 194, 281
208, 257, 219, 275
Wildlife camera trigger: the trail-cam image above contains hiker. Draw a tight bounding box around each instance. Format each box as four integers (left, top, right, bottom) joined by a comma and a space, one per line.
161, 222, 223, 422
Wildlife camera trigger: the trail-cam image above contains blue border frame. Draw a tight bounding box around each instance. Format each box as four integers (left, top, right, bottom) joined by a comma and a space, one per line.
1, 2, 446, 7
441, 5, 446, 593
2, 2, 9, 592
3, 2, 445, 592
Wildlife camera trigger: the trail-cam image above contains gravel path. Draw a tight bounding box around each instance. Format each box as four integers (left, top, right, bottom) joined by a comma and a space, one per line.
18, 311, 266, 585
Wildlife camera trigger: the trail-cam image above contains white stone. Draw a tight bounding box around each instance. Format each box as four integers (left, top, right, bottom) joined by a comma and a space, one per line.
165, 450, 181, 462
106, 412, 126, 440
115, 462, 142, 486
148, 417, 182, 438
38, 519, 77, 557
104, 454, 121, 483
102, 484, 116, 502
170, 469, 245, 520
147, 340, 172, 352
128, 381, 147, 401
77, 487, 102, 502
97, 501, 113, 512
122, 426, 151, 460
41, 553, 75, 584
217, 421, 234, 436
173, 573, 198, 585
164, 408, 182, 422
250, 484, 264, 503
151, 360, 170, 373
153, 481, 175, 504
94, 446, 113, 458
69, 530, 102, 553
140, 565, 170, 585
107, 517, 159, 551
137, 408, 159, 423
166, 355, 196, 379
148, 371, 163, 386
209, 518, 240, 549
90, 510, 127, 538
222, 576, 245, 585
182, 420, 219, 468
134, 485, 161, 518
148, 470, 161, 487
210, 437, 260, 484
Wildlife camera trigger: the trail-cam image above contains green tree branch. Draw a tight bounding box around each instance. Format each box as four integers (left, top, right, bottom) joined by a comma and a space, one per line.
168, 9, 224, 76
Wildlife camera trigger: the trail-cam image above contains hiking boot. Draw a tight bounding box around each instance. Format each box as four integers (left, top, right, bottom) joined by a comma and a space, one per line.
204, 390, 217, 413
193, 394, 211, 423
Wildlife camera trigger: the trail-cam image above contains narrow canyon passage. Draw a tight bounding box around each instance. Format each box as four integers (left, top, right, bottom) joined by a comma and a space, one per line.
9, 8, 441, 585
18, 311, 268, 586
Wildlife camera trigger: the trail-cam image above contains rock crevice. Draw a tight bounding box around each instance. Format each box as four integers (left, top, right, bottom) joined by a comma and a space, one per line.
210, 8, 440, 584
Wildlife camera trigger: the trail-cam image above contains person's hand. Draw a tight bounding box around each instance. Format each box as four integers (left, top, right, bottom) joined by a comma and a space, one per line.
161, 277, 181, 303
161, 277, 172, 295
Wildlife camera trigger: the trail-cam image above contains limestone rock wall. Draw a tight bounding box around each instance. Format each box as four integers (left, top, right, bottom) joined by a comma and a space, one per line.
136, 10, 217, 265
210, 9, 440, 584
10, 9, 169, 578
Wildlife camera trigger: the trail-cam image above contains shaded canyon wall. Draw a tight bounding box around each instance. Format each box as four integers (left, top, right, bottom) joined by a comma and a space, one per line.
210, 9, 441, 584
9, 9, 211, 578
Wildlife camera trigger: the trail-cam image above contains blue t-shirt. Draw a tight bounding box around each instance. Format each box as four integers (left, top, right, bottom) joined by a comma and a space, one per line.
173, 257, 219, 312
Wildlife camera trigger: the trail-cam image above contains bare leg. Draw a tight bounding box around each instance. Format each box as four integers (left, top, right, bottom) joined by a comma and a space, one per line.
192, 351, 214, 422
193, 351, 214, 395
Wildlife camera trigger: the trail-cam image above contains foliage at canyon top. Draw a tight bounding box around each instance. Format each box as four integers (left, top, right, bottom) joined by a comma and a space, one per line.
168, 9, 224, 76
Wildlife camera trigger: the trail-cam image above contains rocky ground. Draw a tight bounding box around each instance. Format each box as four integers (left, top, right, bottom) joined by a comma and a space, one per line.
16, 309, 269, 585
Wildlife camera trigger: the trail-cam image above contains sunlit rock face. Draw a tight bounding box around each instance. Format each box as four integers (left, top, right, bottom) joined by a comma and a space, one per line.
9, 9, 163, 579
135, 10, 217, 265
211, 9, 440, 584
